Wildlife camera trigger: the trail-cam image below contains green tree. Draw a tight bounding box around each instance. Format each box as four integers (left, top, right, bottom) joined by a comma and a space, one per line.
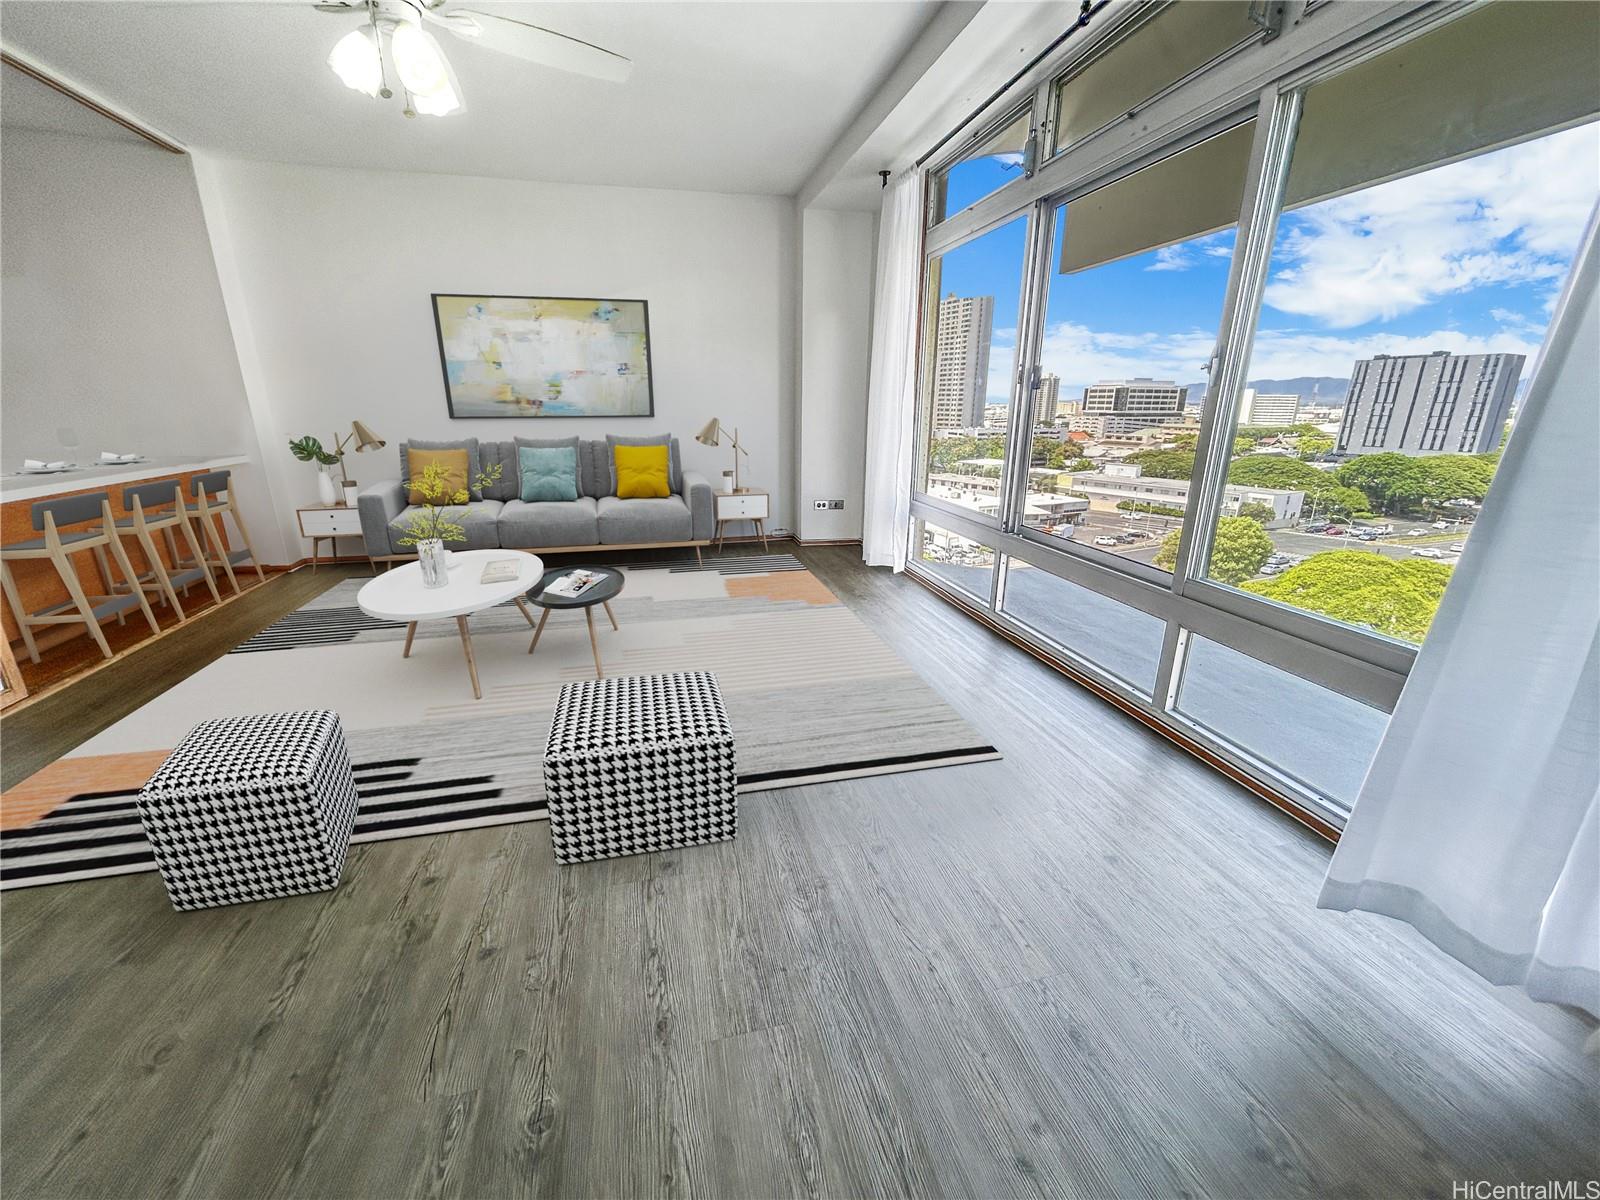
1235, 501, 1277, 524
1228, 456, 1372, 518
1122, 449, 1196, 479
1154, 516, 1273, 584
1336, 452, 1496, 515
1242, 550, 1453, 642
1335, 453, 1416, 512
1297, 435, 1334, 462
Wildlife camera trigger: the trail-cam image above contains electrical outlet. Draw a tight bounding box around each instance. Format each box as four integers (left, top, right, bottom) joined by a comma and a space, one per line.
812, 499, 845, 510
813, 499, 828, 509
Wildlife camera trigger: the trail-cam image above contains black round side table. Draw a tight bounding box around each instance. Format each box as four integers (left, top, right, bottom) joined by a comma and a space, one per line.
527, 565, 624, 677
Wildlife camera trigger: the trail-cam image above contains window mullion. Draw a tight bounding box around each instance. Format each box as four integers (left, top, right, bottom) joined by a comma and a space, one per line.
1169, 83, 1299, 597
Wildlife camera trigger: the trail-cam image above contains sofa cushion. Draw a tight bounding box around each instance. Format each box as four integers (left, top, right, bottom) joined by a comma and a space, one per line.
518, 445, 580, 502
479, 441, 519, 502
401, 438, 483, 500
499, 497, 599, 548
516, 436, 603, 498
613, 444, 671, 499
404, 448, 470, 506
605, 434, 682, 494
596, 494, 692, 544
387, 499, 503, 551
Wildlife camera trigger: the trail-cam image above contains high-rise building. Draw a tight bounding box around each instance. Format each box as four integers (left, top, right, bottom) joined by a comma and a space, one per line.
1239, 389, 1300, 427
1033, 373, 1060, 425
930, 293, 994, 431
1338, 350, 1523, 456
1077, 378, 1188, 436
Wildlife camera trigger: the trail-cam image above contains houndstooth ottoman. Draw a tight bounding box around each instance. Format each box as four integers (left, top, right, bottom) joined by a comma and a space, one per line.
137, 710, 360, 911
543, 671, 737, 863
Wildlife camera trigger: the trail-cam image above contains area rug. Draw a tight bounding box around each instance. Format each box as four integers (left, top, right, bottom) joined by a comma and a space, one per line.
0, 553, 999, 889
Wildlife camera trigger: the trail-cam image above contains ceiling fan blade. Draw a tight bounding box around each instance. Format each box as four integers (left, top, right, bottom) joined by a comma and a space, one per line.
444, 10, 632, 83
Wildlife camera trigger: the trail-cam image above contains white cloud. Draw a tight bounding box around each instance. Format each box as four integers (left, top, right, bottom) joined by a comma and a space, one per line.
1035, 321, 1216, 396
1263, 123, 1599, 328
1146, 245, 1194, 272
1244, 325, 1543, 382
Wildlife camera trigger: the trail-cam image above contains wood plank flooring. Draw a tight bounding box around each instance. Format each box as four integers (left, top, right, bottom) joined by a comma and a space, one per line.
2, 545, 1595, 1199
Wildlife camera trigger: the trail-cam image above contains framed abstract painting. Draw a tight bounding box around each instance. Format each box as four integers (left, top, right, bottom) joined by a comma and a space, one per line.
431, 294, 655, 419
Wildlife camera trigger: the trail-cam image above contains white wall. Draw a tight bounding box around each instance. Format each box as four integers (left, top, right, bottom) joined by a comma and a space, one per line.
797, 207, 876, 541
0, 128, 277, 552
195, 158, 797, 556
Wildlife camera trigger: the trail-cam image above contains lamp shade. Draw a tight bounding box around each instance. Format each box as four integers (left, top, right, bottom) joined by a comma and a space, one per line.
351, 420, 386, 452
327, 28, 383, 98
695, 418, 722, 447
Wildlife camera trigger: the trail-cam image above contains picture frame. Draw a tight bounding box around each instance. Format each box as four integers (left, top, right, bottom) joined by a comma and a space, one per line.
430, 293, 655, 419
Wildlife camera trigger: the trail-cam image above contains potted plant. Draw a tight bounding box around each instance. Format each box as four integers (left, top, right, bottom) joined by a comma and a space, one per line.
288, 435, 341, 505
396, 460, 504, 587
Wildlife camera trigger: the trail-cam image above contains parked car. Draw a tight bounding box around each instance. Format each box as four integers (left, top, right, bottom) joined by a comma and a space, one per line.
1411, 548, 1445, 559
1432, 520, 1451, 530
1450, 543, 1466, 553
1324, 526, 1347, 536
1305, 522, 1331, 533
1094, 536, 1119, 546
1406, 528, 1429, 537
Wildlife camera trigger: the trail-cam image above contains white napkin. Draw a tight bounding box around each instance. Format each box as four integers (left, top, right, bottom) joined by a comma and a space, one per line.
24, 459, 68, 470
99, 451, 140, 462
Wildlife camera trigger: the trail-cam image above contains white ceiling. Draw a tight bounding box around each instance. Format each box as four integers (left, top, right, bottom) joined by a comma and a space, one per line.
0, 0, 941, 195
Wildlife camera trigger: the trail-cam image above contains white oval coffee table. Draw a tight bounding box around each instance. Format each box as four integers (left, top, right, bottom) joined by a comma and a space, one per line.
357, 549, 544, 700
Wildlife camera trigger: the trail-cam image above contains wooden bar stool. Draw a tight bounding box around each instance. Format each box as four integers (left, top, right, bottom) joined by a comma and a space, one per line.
186, 470, 265, 596
0, 492, 160, 663
114, 480, 221, 621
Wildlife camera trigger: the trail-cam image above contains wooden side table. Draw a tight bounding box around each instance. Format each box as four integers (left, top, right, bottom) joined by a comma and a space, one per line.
297, 505, 372, 572
714, 489, 770, 552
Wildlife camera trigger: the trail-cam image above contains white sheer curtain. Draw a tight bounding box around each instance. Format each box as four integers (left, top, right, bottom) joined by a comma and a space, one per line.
1319, 212, 1600, 1018
861, 170, 925, 570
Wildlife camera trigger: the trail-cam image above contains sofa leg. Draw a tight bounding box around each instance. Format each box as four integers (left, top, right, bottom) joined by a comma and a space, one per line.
695, 546, 703, 567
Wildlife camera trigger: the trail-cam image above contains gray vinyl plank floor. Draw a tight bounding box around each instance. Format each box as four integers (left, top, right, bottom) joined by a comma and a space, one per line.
3, 545, 1596, 1199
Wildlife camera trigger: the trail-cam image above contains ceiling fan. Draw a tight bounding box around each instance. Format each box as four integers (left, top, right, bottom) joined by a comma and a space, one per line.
314, 0, 632, 117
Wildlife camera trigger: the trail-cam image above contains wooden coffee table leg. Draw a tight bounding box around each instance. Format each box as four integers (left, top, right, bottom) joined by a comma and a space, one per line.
403, 621, 417, 658
512, 596, 538, 628
528, 607, 551, 655
602, 600, 618, 631
585, 606, 603, 677
456, 614, 482, 699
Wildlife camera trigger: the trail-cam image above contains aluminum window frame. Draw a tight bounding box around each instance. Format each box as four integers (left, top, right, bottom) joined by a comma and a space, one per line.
902, 0, 1547, 826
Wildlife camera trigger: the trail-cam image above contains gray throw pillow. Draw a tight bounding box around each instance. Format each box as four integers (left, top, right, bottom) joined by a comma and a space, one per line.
401, 438, 483, 500
606, 434, 682, 496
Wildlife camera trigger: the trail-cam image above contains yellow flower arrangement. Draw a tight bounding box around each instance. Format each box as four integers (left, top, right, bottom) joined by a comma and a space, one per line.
397, 460, 504, 547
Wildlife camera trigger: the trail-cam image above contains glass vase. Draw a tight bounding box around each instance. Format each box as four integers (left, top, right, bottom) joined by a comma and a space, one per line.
417, 538, 450, 588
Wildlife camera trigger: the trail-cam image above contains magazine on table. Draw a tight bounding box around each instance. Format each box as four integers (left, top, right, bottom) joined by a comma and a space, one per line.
544, 569, 604, 599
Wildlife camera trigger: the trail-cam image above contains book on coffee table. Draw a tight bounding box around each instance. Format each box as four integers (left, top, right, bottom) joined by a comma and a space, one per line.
478, 558, 523, 585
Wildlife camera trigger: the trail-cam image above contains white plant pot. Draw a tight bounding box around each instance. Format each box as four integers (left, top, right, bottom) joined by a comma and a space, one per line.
316, 469, 338, 506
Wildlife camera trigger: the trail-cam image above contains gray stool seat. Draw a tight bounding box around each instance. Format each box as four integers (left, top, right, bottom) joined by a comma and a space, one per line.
137, 710, 360, 911
4, 529, 104, 552
543, 671, 737, 864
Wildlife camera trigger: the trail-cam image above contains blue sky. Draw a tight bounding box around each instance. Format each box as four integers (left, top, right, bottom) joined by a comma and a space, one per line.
935, 121, 1598, 403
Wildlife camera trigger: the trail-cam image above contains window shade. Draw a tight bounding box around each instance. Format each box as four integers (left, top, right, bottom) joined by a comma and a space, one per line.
1284, 1, 1600, 208
1054, 0, 1257, 154
1058, 120, 1253, 275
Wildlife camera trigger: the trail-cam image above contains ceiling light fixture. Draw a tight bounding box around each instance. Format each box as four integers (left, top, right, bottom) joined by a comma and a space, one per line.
316, 0, 632, 119
327, 26, 383, 98
389, 19, 461, 117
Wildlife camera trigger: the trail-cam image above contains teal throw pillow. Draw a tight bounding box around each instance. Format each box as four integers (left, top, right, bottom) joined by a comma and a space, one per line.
518, 445, 578, 503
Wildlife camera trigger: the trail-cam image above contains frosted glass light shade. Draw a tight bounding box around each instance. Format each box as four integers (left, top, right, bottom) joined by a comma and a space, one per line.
391, 22, 462, 114
327, 28, 382, 98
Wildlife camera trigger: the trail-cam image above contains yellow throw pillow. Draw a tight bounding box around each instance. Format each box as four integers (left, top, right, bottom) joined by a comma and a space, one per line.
614, 444, 670, 499
406, 448, 470, 505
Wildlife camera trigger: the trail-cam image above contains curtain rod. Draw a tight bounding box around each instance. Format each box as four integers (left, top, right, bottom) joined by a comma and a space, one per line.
915, 0, 1110, 170
1, 51, 185, 155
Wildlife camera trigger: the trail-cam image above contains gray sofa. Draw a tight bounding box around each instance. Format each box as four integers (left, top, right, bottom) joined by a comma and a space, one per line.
357, 436, 714, 559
